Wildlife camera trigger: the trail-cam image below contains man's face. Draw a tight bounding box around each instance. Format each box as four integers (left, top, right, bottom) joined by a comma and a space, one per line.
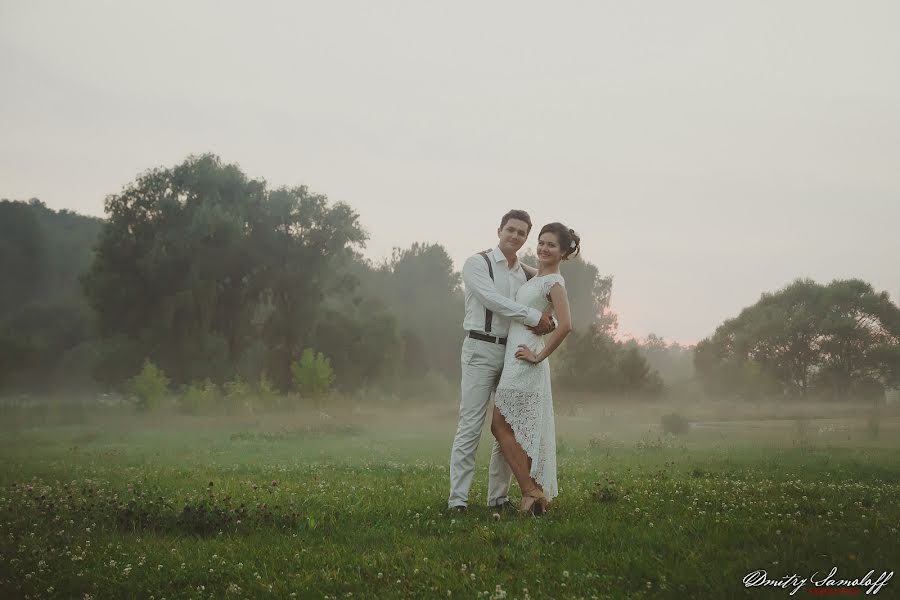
497, 218, 530, 254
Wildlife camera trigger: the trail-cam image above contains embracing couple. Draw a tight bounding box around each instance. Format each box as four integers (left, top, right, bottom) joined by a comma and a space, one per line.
448, 209, 579, 516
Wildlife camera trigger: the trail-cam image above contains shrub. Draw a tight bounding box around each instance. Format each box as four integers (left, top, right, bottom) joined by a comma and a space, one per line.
291, 349, 335, 408
660, 412, 690, 435
178, 379, 219, 414
129, 359, 169, 411
223, 377, 251, 414
256, 372, 278, 411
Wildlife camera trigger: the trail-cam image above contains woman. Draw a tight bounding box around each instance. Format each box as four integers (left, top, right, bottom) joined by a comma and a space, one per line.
490, 222, 578, 515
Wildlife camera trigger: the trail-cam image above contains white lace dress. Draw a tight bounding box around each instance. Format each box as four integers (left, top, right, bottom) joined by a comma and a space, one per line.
494, 272, 564, 500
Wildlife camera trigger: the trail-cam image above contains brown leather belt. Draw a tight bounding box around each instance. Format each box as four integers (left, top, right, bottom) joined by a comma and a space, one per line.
468, 331, 507, 345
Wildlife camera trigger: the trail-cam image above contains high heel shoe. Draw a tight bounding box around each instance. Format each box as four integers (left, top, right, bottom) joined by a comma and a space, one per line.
519, 488, 550, 516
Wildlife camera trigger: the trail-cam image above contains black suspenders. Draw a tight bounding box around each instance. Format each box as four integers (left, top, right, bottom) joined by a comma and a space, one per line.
477, 250, 533, 334
478, 251, 494, 332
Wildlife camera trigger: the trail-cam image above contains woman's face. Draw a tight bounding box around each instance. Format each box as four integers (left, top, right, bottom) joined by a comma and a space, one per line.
537, 232, 564, 266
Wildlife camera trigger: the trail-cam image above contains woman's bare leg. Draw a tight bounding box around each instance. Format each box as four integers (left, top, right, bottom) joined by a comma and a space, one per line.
490, 406, 540, 494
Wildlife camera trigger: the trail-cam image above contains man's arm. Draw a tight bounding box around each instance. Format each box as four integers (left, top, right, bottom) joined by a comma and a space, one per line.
463, 255, 542, 327
515, 282, 573, 364
529, 314, 556, 336
533, 283, 572, 361
519, 262, 555, 334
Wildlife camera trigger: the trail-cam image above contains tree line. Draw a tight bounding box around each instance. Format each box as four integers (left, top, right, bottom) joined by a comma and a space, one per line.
695, 279, 900, 403
2, 154, 897, 406
1, 154, 673, 405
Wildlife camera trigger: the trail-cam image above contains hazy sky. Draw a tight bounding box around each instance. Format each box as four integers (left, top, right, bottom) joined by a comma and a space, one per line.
2, 1, 898, 343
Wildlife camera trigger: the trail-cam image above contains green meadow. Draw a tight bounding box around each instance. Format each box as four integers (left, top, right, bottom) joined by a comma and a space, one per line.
1, 398, 898, 599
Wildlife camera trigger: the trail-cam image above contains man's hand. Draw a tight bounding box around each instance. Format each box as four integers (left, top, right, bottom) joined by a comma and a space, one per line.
527, 312, 554, 336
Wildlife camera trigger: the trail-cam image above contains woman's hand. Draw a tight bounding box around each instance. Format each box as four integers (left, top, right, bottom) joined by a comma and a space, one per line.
515, 344, 541, 363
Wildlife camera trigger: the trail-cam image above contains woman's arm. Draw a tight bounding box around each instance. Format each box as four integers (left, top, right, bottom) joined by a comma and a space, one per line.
515, 282, 572, 363
521, 262, 538, 277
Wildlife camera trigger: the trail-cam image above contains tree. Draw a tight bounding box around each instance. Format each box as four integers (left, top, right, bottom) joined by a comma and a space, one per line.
83, 154, 267, 384
83, 154, 367, 390
816, 280, 900, 399
311, 292, 402, 389
291, 349, 335, 409
0, 200, 45, 319
639, 334, 695, 387
695, 278, 900, 401
555, 324, 620, 392
256, 186, 366, 390
373, 243, 463, 381
619, 345, 650, 391
129, 359, 170, 411
0, 200, 102, 392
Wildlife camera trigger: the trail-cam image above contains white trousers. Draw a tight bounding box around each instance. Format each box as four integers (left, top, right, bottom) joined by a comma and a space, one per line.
448, 337, 513, 508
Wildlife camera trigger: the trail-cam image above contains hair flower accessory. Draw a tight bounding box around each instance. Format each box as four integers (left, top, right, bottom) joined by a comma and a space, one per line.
570, 240, 577, 249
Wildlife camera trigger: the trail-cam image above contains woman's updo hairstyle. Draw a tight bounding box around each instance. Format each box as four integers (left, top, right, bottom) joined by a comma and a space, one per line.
539, 222, 581, 260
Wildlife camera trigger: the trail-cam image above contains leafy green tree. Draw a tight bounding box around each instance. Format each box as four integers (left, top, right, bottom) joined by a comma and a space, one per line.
33, 202, 104, 307
84, 155, 267, 384
0, 199, 103, 392
177, 379, 219, 414
695, 278, 900, 400
639, 334, 695, 387
556, 324, 620, 392
372, 243, 462, 381
257, 186, 366, 390
129, 359, 170, 411
83, 154, 366, 390
619, 345, 649, 390
618, 344, 664, 396
560, 257, 615, 332
291, 349, 335, 408
816, 279, 900, 398
312, 299, 402, 389
0, 199, 45, 319
0, 304, 91, 391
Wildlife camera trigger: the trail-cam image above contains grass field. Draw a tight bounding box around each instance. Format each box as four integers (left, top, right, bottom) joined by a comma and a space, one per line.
1, 398, 898, 599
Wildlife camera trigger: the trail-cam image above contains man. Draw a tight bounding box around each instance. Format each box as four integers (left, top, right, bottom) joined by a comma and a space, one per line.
447, 209, 554, 512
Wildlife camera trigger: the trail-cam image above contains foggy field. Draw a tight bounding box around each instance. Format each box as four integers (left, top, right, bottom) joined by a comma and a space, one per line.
1, 397, 898, 599
5, 2, 900, 598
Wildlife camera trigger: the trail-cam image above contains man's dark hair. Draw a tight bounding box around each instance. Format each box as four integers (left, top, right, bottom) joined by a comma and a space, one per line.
499, 209, 532, 233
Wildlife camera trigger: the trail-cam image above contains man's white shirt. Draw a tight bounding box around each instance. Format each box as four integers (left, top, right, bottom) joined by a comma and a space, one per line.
462, 246, 542, 336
